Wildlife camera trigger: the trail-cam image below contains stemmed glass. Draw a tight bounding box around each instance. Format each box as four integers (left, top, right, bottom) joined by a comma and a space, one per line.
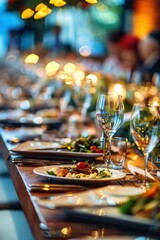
96, 94, 124, 167
130, 103, 159, 191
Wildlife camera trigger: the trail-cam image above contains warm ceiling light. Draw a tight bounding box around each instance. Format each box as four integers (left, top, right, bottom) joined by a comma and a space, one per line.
49, 0, 56, 3
21, 0, 99, 20
134, 91, 144, 101
73, 70, 85, 81
152, 100, 159, 106
58, 71, 68, 80
65, 76, 73, 85
25, 54, 39, 64
53, 0, 67, 7
21, 3, 52, 20
35, 3, 47, 11
109, 83, 126, 100
21, 8, 34, 19
114, 83, 123, 93
34, 6, 52, 19
46, 61, 59, 75
85, 0, 97, 4
64, 63, 76, 73
86, 74, 97, 83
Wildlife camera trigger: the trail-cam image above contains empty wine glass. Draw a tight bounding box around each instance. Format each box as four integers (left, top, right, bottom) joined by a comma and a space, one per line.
96, 94, 124, 168
130, 103, 159, 191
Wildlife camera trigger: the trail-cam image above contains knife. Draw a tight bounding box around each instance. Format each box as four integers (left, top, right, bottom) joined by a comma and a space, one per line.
35, 197, 119, 209
28, 183, 88, 192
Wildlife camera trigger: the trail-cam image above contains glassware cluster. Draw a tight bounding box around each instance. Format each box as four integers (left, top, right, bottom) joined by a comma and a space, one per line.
96, 94, 159, 191
96, 94, 124, 168
130, 103, 159, 190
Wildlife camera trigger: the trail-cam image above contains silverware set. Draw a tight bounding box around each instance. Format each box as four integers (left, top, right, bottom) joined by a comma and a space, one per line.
12, 157, 71, 166
28, 183, 88, 193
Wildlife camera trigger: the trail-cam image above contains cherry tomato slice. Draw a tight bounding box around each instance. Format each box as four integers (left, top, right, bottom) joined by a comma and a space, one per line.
95, 148, 103, 153
90, 145, 97, 152
77, 162, 86, 169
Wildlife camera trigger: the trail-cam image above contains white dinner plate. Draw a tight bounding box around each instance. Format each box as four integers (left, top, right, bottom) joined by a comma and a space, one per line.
0, 110, 62, 128
11, 141, 103, 160
35, 185, 142, 210
99, 185, 143, 197
33, 165, 126, 183
11, 140, 68, 151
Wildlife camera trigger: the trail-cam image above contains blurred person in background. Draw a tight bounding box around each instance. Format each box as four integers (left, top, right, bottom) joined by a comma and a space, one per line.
102, 29, 125, 74
118, 34, 141, 82
138, 30, 160, 82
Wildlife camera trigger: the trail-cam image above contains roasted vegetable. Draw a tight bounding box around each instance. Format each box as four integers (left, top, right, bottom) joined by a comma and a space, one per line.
119, 185, 160, 220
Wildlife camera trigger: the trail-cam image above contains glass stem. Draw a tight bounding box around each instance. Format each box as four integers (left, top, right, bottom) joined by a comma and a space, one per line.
143, 151, 149, 190
104, 135, 112, 167
100, 132, 106, 164
107, 135, 112, 164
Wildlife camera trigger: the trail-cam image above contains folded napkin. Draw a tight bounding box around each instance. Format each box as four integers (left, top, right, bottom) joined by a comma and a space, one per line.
12, 141, 64, 151
128, 163, 155, 180
35, 185, 143, 209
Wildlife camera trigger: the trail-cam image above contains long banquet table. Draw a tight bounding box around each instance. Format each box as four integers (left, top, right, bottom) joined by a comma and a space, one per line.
0, 126, 159, 240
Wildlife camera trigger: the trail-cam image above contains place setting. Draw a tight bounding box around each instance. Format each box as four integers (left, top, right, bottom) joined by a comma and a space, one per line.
10, 134, 104, 162
34, 184, 143, 209
32, 162, 127, 184
63, 185, 160, 235
33, 182, 160, 235
32, 93, 159, 236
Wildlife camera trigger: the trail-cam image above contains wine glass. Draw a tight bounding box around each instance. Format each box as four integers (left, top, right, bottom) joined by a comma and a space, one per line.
96, 94, 124, 167
130, 103, 159, 191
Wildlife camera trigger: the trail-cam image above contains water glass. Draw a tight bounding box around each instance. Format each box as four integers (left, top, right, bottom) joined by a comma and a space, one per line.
96, 94, 124, 168
107, 137, 128, 169
130, 103, 159, 191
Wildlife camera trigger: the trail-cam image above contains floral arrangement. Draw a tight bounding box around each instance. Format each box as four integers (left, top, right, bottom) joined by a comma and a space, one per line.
21, 0, 98, 19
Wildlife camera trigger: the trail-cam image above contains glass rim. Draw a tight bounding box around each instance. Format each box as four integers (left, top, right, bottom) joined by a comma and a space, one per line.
98, 93, 123, 97
112, 136, 128, 142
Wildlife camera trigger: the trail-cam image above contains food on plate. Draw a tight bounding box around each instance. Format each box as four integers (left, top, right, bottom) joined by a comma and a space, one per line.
47, 161, 112, 179
68, 135, 103, 153
119, 185, 160, 220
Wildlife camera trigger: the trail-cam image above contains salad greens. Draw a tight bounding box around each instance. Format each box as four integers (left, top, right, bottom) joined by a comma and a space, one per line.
68, 135, 102, 153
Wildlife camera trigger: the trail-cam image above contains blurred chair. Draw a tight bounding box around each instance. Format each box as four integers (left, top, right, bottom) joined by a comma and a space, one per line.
0, 152, 10, 177
0, 177, 21, 209
0, 152, 21, 209
0, 154, 34, 239
0, 210, 34, 240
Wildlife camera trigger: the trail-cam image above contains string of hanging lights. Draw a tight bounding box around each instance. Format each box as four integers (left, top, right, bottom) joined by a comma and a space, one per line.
21, 0, 98, 20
